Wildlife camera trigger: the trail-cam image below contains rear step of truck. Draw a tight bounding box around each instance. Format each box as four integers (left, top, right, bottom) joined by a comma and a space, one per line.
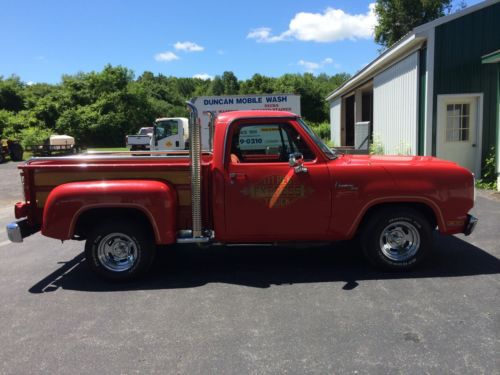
176, 229, 214, 244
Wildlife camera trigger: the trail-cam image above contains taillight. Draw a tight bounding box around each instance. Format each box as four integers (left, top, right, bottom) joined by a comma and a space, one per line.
20, 172, 26, 202
472, 173, 476, 203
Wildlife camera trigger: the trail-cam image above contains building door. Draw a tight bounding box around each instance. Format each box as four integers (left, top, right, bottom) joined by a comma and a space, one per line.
436, 94, 482, 175
344, 96, 355, 146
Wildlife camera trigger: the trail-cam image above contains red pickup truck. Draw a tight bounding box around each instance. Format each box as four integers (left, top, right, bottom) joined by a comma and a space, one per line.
7, 103, 477, 281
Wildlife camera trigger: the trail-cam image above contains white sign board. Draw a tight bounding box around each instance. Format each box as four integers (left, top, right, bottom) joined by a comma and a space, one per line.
190, 94, 301, 150
239, 124, 281, 151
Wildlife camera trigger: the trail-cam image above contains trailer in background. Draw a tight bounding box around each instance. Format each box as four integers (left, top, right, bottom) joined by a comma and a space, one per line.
28, 135, 85, 157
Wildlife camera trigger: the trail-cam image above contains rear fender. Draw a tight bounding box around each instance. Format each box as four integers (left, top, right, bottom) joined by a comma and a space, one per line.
42, 180, 177, 244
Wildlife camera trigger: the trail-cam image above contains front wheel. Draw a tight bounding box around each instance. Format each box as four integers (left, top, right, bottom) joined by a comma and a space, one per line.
361, 208, 432, 270
85, 220, 156, 281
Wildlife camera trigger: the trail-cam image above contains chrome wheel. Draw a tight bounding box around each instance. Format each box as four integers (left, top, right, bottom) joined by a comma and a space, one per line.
379, 221, 420, 262
97, 232, 138, 272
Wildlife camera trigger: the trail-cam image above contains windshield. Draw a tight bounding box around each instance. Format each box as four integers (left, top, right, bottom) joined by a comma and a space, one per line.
297, 118, 338, 160
155, 120, 179, 139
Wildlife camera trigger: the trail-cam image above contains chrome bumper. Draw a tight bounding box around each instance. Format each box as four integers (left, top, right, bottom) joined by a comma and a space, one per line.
464, 214, 478, 236
7, 222, 23, 243
6, 219, 38, 243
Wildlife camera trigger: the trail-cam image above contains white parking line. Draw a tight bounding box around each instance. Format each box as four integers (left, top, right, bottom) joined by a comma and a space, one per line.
0, 240, 11, 248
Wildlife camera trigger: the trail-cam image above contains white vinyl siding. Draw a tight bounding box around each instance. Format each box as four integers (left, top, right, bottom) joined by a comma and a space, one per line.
329, 98, 341, 146
373, 52, 419, 155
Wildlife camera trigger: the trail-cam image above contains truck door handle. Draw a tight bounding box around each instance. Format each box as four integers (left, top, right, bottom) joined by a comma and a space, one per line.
229, 172, 247, 184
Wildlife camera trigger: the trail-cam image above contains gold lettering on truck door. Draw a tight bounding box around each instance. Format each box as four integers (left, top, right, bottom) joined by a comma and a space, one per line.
240, 173, 313, 208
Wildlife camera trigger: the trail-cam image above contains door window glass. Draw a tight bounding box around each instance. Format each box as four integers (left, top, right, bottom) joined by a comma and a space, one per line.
446, 104, 470, 142
230, 123, 314, 163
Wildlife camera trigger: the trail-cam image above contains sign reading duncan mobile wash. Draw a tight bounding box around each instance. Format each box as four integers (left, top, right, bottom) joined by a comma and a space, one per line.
190, 94, 301, 150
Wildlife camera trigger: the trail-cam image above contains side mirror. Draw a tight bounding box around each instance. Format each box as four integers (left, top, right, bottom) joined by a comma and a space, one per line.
289, 152, 308, 174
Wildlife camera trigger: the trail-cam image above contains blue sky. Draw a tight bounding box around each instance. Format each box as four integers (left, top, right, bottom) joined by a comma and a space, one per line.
0, 0, 481, 84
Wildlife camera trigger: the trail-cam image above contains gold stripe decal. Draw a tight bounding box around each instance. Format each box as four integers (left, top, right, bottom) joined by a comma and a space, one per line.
37, 189, 191, 207
34, 171, 191, 207
34, 171, 191, 186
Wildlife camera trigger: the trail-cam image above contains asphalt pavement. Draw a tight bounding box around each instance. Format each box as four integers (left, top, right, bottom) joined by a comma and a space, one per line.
0, 160, 499, 374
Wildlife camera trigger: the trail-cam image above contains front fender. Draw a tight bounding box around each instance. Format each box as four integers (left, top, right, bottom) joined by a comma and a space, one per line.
42, 180, 177, 244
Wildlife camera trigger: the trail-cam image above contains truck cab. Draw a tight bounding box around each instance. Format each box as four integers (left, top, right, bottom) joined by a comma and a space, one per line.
152, 117, 189, 151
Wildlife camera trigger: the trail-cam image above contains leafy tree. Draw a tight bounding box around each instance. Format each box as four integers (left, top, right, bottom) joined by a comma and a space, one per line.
374, 0, 452, 48
221, 71, 240, 95
0, 109, 12, 136
19, 126, 52, 148
240, 74, 274, 94
0, 76, 25, 112
209, 76, 225, 96
0, 65, 351, 146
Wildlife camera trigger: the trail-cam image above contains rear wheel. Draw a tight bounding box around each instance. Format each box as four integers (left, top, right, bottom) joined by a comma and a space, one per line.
8, 142, 23, 161
361, 208, 432, 270
85, 220, 156, 281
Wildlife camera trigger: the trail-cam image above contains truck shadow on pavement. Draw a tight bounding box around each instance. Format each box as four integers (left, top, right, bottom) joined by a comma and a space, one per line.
29, 234, 500, 293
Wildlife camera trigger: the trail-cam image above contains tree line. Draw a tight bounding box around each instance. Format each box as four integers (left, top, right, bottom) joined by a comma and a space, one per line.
0, 66, 349, 147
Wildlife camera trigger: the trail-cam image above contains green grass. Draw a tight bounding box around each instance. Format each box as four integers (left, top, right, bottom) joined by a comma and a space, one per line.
87, 147, 129, 151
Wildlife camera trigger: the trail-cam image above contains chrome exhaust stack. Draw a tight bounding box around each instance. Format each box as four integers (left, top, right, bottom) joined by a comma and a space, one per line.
183, 101, 211, 243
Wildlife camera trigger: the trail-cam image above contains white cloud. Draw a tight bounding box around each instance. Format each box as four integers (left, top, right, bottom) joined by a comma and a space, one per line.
247, 28, 291, 43
154, 51, 179, 62
217, 50, 225, 55
248, 3, 376, 43
298, 57, 335, 72
193, 73, 213, 80
174, 41, 204, 52
298, 60, 320, 72
26, 81, 35, 86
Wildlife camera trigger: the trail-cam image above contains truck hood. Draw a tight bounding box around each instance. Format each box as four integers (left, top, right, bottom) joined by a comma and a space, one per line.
337, 154, 459, 168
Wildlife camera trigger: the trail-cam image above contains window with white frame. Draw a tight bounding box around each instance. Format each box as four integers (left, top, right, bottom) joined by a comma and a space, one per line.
446, 103, 470, 142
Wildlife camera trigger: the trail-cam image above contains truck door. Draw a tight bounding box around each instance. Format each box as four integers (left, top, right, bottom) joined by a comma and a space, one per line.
224, 120, 331, 241
154, 119, 184, 150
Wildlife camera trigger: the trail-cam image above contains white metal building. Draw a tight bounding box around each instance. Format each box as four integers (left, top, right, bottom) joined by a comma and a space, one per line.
326, 0, 500, 183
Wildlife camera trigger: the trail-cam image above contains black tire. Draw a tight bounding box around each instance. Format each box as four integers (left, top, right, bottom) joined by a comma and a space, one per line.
85, 219, 156, 281
8, 142, 24, 161
360, 207, 432, 270
0, 152, 5, 164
